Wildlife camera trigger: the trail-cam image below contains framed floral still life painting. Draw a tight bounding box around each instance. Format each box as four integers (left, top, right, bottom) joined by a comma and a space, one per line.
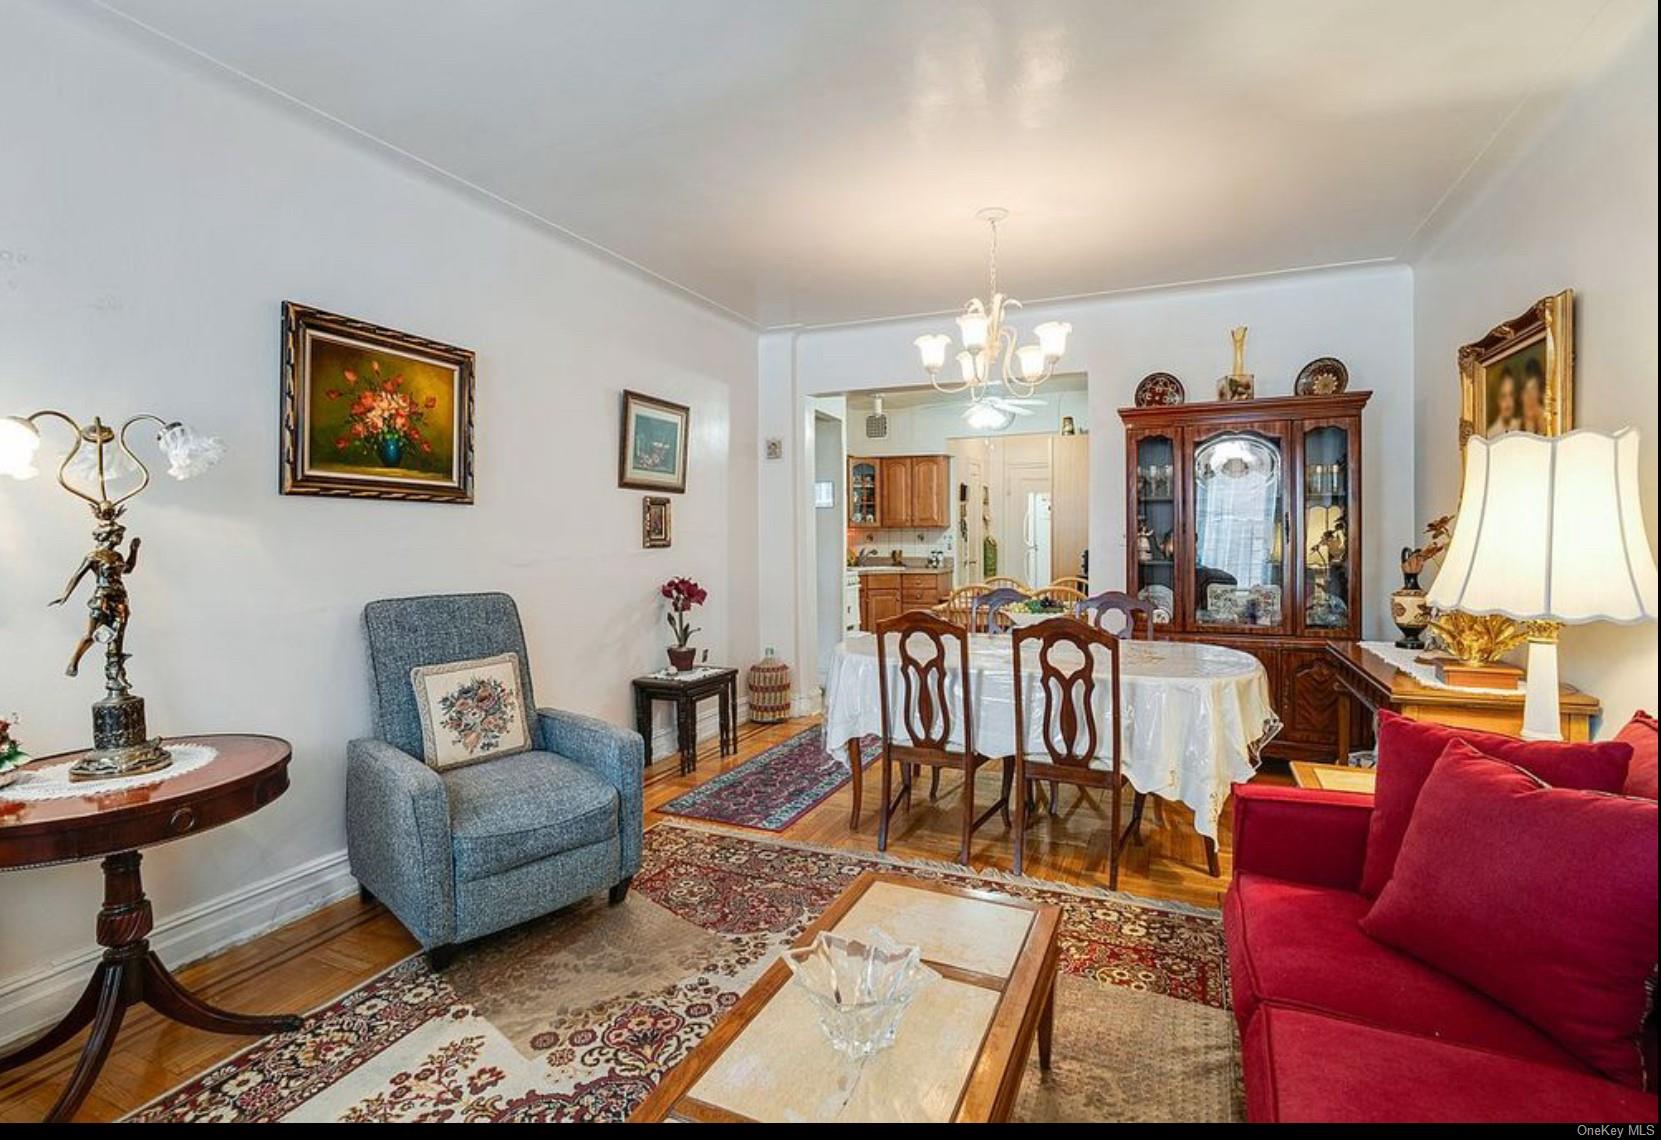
281, 302, 476, 502
619, 390, 689, 493
1458, 289, 1573, 455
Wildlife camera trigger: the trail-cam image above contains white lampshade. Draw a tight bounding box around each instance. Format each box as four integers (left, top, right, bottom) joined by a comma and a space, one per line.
955, 350, 979, 384
0, 416, 41, 479
156, 422, 226, 480
1428, 429, 1658, 624
914, 333, 950, 373
1016, 343, 1047, 381
956, 312, 990, 352
1034, 320, 1071, 360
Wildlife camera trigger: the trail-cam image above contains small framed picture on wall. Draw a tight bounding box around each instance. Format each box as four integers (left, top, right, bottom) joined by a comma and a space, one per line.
643, 496, 672, 548
619, 390, 690, 493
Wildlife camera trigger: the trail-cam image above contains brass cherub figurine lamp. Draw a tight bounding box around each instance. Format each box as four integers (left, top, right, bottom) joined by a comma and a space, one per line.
0, 411, 223, 781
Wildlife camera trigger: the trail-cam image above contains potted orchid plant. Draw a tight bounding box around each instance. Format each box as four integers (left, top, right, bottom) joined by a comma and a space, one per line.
660, 576, 707, 671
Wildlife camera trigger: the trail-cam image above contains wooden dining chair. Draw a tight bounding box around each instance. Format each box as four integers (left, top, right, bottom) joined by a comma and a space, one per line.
875, 610, 1012, 864
1010, 616, 1131, 889
1076, 590, 1156, 639
982, 575, 1028, 591
969, 587, 1029, 634
1048, 575, 1089, 594
1029, 585, 1087, 608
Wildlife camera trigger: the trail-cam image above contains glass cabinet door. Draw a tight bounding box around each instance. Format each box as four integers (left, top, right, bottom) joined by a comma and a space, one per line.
1131, 432, 1178, 626
848, 459, 879, 525
1192, 429, 1288, 630
1301, 423, 1354, 632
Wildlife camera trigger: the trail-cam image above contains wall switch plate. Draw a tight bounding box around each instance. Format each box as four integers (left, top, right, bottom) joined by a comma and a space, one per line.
764, 437, 784, 460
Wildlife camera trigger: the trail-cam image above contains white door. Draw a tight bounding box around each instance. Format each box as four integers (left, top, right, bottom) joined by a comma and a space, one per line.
1024, 490, 1053, 585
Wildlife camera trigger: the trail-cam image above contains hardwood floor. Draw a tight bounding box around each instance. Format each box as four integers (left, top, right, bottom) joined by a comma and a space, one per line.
0, 715, 1274, 1122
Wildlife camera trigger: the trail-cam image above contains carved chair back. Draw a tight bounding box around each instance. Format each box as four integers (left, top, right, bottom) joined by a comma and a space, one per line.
969, 587, 1030, 634
875, 609, 975, 761
1011, 616, 1123, 775
1076, 590, 1156, 640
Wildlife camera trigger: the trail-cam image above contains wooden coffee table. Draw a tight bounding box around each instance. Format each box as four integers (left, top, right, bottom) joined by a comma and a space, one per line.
630, 871, 1061, 1123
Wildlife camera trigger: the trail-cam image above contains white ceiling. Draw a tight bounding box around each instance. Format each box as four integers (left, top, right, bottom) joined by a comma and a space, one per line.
98, 0, 1621, 329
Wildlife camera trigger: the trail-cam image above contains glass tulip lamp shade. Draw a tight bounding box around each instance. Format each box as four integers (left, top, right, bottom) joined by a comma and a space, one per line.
1427, 429, 1658, 739
1016, 344, 1047, 383
0, 416, 41, 479
956, 311, 990, 353
156, 422, 226, 480
1034, 321, 1071, 360
914, 334, 951, 375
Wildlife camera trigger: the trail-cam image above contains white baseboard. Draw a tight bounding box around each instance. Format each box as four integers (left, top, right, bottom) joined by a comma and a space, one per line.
0, 847, 358, 1049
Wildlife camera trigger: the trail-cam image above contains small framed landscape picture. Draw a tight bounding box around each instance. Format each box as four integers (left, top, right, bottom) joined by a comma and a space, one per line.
281, 302, 475, 502
619, 390, 690, 493
643, 496, 672, 548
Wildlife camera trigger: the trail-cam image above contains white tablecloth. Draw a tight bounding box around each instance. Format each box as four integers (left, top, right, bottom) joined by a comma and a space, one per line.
823, 633, 1280, 840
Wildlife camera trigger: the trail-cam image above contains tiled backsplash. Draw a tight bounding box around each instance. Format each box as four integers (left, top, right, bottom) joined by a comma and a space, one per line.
846, 526, 955, 564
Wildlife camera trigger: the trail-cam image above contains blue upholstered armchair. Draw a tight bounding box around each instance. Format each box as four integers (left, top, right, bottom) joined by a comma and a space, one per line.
346, 593, 643, 968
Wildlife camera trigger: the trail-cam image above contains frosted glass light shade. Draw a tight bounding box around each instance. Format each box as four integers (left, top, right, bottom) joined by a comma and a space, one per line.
957, 312, 990, 352
0, 416, 41, 479
1034, 321, 1071, 359
1016, 343, 1047, 381
1427, 429, 1658, 624
964, 399, 1014, 431
956, 350, 979, 384
914, 334, 950, 373
64, 439, 142, 492
157, 422, 225, 480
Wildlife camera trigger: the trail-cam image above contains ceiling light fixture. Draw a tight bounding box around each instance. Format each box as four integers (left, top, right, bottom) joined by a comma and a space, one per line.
914, 207, 1071, 426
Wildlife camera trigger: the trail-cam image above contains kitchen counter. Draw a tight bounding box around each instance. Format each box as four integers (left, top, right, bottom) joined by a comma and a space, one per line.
849, 565, 946, 574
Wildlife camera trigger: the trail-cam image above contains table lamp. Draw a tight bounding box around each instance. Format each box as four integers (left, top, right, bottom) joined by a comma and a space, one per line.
1427, 428, 1657, 739
0, 410, 224, 779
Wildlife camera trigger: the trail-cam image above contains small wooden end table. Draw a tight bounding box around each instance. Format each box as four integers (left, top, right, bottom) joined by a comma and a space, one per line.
1289, 760, 1377, 795
630, 871, 1061, 1123
632, 667, 739, 773
0, 734, 302, 1122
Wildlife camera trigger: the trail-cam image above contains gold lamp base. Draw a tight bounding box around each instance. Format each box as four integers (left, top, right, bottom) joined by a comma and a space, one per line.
69, 693, 173, 782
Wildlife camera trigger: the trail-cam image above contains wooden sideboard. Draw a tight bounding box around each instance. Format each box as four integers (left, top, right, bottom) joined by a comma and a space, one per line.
1325, 641, 1601, 762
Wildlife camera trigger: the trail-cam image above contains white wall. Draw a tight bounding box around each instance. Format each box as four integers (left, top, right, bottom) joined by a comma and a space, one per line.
0, 0, 757, 1037
1411, 11, 1658, 733
761, 264, 1416, 699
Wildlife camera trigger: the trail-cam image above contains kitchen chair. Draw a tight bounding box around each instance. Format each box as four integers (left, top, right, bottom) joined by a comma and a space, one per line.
982, 575, 1028, 591
1048, 575, 1090, 594
1076, 590, 1156, 638
875, 610, 1012, 864
969, 586, 1030, 634
1010, 616, 1131, 888
1029, 585, 1087, 608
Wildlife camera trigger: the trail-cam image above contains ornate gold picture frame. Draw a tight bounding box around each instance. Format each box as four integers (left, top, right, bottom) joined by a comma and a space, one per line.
1458, 289, 1573, 455
642, 496, 672, 548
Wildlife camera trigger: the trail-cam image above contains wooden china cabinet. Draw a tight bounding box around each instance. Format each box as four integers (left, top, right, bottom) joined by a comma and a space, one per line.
1119, 392, 1371, 762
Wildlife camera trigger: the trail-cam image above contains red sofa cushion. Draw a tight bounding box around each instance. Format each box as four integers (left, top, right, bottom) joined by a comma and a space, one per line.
1360, 710, 1631, 896
1362, 741, 1659, 1089
1619, 711, 1659, 800
1224, 872, 1578, 1068
1243, 1003, 1661, 1123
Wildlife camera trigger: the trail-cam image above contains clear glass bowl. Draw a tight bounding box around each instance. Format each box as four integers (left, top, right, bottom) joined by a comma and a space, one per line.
783, 930, 929, 1060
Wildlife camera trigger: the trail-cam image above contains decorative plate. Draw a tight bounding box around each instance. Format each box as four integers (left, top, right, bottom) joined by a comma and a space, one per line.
1295, 357, 1348, 396
1134, 372, 1185, 407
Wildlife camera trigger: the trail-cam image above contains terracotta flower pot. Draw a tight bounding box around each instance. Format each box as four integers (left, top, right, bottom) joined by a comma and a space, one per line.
667, 646, 697, 672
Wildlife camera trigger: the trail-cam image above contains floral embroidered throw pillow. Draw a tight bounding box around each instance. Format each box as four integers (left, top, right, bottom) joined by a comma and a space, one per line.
410, 653, 531, 771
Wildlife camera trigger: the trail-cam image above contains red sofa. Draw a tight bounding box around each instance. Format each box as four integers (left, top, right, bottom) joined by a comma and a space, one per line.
1225, 781, 1659, 1123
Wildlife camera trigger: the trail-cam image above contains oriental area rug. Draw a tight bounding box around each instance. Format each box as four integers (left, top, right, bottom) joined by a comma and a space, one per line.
658, 726, 881, 831
129, 823, 1242, 1123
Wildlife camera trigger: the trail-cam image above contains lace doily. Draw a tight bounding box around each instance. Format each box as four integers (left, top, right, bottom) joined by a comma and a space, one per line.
0, 742, 219, 803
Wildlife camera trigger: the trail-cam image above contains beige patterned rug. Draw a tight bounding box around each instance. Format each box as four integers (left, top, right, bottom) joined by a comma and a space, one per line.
130, 823, 1241, 1122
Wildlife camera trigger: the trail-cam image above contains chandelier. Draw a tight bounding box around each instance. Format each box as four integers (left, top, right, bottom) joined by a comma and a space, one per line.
914, 208, 1070, 429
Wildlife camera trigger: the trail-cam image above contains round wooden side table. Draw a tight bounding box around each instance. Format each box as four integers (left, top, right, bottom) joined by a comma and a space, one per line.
0, 734, 302, 1122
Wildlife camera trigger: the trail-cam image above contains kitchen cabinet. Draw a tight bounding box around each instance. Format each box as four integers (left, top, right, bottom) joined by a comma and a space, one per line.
858, 570, 953, 631
848, 454, 949, 529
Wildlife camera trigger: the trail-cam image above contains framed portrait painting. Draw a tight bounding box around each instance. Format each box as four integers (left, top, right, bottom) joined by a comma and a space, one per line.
619, 390, 689, 493
281, 302, 476, 502
1458, 290, 1574, 455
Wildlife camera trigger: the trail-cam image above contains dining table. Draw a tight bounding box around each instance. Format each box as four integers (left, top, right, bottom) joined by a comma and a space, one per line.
822, 631, 1280, 853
